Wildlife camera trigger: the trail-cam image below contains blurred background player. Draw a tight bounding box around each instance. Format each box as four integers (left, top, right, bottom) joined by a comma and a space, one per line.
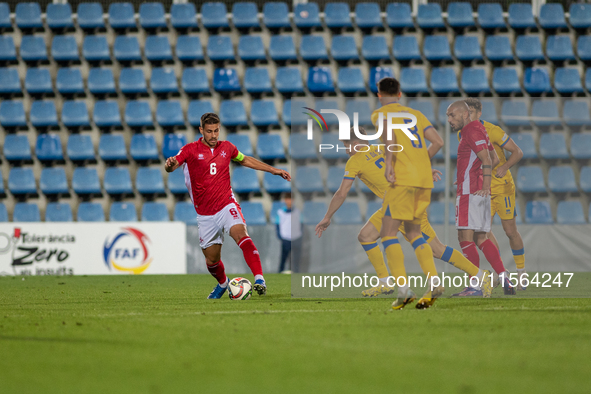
165, 113, 291, 299
446, 102, 515, 296
464, 98, 527, 290
275, 192, 302, 274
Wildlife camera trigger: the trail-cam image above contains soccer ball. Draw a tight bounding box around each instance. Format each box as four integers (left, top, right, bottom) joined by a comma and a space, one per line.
228, 277, 252, 300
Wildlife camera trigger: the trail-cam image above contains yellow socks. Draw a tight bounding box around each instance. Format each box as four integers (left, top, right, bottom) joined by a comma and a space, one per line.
360, 241, 389, 279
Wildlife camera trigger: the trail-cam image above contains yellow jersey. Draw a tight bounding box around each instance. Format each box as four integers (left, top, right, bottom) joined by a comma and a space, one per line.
344, 145, 390, 198
370, 102, 434, 189
458, 120, 515, 195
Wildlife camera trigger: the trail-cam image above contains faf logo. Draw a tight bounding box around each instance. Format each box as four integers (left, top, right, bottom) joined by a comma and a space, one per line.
103, 227, 152, 275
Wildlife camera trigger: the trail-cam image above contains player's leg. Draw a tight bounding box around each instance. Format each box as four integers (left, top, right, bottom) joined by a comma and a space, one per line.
359, 210, 394, 296
457, 194, 481, 268
197, 214, 230, 299
229, 223, 267, 295
501, 217, 527, 290
278, 239, 290, 273
474, 231, 515, 295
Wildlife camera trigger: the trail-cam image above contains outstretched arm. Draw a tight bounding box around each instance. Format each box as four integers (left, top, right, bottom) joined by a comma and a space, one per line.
165, 157, 180, 173
315, 178, 354, 238
239, 156, 291, 181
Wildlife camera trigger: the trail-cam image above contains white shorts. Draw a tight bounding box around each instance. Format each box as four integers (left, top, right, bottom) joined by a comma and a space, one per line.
196, 202, 245, 249
455, 194, 491, 232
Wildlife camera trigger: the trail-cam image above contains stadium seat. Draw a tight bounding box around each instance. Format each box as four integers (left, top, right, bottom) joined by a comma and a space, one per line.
525, 201, 553, 224
300, 35, 328, 63
587, 69, 591, 91
167, 169, 186, 195
78, 203, 105, 222
581, 167, 591, 193
480, 100, 499, 125
125, 101, 153, 129
524, 68, 552, 95
82, 36, 110, 64
212, 68, 241, 93
93, 101, 122, 130
0, 36, 16, 64
99, 134, 127, 162
294, 167, 323, 193
539, 3, 567, 31
512, 132, 537, 159
162, 133, 187, 159
56, 69, 84, 97
8, 167, 36, 195
554, 68, 584, 95
232, 167, 260, 194
571, 133, 591, 160
232, 2, 260, 31
40, 168, 68, 195
77, 3, 105, 31
130, 134, 159, 162
325, 2, 352, 30
136, 168, 165, 195
226, 133, 253, 156
20, 35, 48, 64
485, 36, 513, 63
515, 36, 544, 64
139, 3, 166, 31
0, 101, 26, 130
119, 68, 147, 96
354, 3, 382, 31
257, 134, 285, 161
104, 168, 133, 195
345, 100, 373, 126
564, 101, 591, 127
46, 3, 74, 31
516, 166, 546, 193
263, 166, 290, 194
548, 166, 578, 193
263, 2, 290, 31
0, 3, 11, 31
333, 202, 363, 224
145, 36, 173, 63
361, 36, 389, 63
477, 3, 505, 30
207, 36, 235, 63
461, 68, 489, 94
269, 35, 297, 63
110, 202, 138, 222
407, 100, 436, 125
400, 68, 428, 95
447, 2, 474, 29
290, 133, 317, 161
556, 201, 585, 224
219, 100, 247, 128
240, 202, 266, 226
51, 36, 79, 64
308, 67, 335, 94
423, 36, 452, 63
386, 3, 413, 31
67, 134, 95, 162
238, 36, 266, 64
46, 203, 73, 222
501, 100, 530, 128
113, 36, 142, 64
251, 100, 279, 127
294, 3, 321, 31
532, 101, 561, 128
437, 99, 455, 124
187, 100, 213, 126
176, 36, 204, 63
173, 202, 197, 224
88, 68, 116, 96
4, 134, 31, 162
276, 67, 304, 95
181, 68, 209, 96
62, 101, 90, 129
570, 3, 591, 31
151, 67, 178, 96
0, 68, 21, 96
392, 36, 421, 64
326, 165, 346, 193
508, 4, 536, 31
156, 100, 185, 129
546, 36, 575, 63
332, 35, 358, 63
577, 37, 591, 61
430, 67, 459, 95
429, 201, 455, 224
202, 2, 229, 30
338, 68, 365, 95
539, 132, 568, 159
30, 101, 58, 130
454, 36, 483, 63
244, 68, 272, 95
418, 3, 445, 30
15, 3, 42, 31
170, 3, 197, 31
108, 2, 136, 31
13, 203, 40, 222
25, 68, 52, 96
313, 99, 338, 126
302, 201, 328, 225
492, 68, 520, 95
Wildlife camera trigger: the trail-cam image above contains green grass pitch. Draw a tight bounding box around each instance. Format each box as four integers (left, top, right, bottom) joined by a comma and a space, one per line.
1, 274, 590, 394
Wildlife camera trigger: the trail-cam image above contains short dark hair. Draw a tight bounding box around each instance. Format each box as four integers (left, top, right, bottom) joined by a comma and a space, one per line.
349, 126, 367, 141
464, 98, 482, 113
201, 112, 220, 126
377, 77, 401, 96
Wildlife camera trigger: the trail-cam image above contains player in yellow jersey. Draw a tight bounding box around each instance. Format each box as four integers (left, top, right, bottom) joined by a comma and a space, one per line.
464, 98, 527, 290
314, 127, 492, 300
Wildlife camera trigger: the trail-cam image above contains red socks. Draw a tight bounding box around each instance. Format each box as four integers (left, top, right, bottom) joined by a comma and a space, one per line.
479, 239, 506, 274
207, 261, 227, 285
238, 236, 264, 277
460, 241, 480, 268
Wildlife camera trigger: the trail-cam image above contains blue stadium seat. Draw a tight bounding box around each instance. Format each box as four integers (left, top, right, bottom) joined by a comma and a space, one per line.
139, 3, 166, 31
290, 133, 317, 161
564, 100, 591, 127
355, 3, 382, 31
302, 201, 327, 225
156, 100, 184, 129
587, 69, 591, 91
570, 3, 591, 31
320, 133, 348, 160
325, 3, 352, 30
110, 202, 138, 222
56, 69, 84, 97
454, 36, 482, 63
231, 167, 260, 194
548, 166, 577, 193
46, 203, 73, 222
151, 67, 178, 95
145, 36, 173, 63
238, 36, 265, 63
557, 201, 585, 224
525, 201, 553, 224
361, 36, 389, 63
251, 100, 279, 127
67, 134, 95, 162
0, 36, 16, 63
13, 203, 40, 222
136, 167, 165, 195
345, 100, 373, 126
308, 66, 334, 94
25, 68, 52, 96
15, 3, 42, 31
554, 68, 584, 95
480, 100, 499, 124
113, 36, 142, 63
269, 35, 297, 63
407, 100, 436, 125
20, 35, 48, 64
423, 36, 452, 62
119, 68, 147, 96
40, 168, 68, 195
539, 133, 568, 159
546, 35, 575, 62
167, 170, 186, 194
485, 36, 513, 63
51, 36, 79, 64
0, 68, 21, 96
104, 167, 133, 195
338, 67, 365, 94
276, 67, 304, 95
125, 101, 153, 129
181, 68, 209, 96
130, 134, 159, 162
88, 68, 116, 96
524, 68, 552, 95
327, 165, 346, 193
539, 4, 567, 31
501, 100, 530, 128
332, 35, 358, 63
173, 202, 197, 224
62, 101, 90, 129
571, 133, 591, 160
232, 2, 260, 31
333, 202, 363, 224
30, 101, 58, 130
515, 36, 544, 63
162, 133, 187, 159
282, 99, 307, 127
201, 2, 229, 30
532, 101, 561, 128
417, 3, 445, 30
9, 168, 36, 195
263, 166, 290, 194
240, 202, 266, 226
187, 100, 213, 126
108, 2, 136, 31
477, 3, 505, 30
212, 68, 241, 93
244, 68, 272, 95
0, 3, 10, 31
399, 68, 428, 94
447, 2, 474, 28
300, 35, 328, 62
430, 67, 459, 95
508, 4, 536, 30
207, 35, 235, 63
581, 167, 591, 193
93, 101, 121, 129
386, 3, 413, 31
428, 201, 455, 224
437, 99, 455, 125
294, 3, 321, 30
176, 36, 204, 63
512, 132, 537, 159
82, 36, 110, 64
0, 101, 26, 129
36, 134, 63, 162
257, 134, 285, 161
77, 3, 105, 31
99, 134, 127, 162
46, 3, 74, 31
226, 133, 253, 156
263, 2, 290, 31
78, 203, 105, 222
315, 99, 340, 126
516, 166, 546, 193
4, 134, 31, 162
461, 68, 489, 94
393, 36, 421, 63
219, 100, 247, 128
492, 67, 520, 95
170, 3, 197, 31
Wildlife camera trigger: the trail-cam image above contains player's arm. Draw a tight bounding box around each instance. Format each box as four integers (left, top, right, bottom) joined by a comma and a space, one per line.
490, 147, 500, 169
315, 178, 354, 238
165, 146, 189, 172
238, 155, 291, 181
496, 139, 523, 178
383, 119, 396, 183
424, 126, 444, 159
165, 157, 180, 172
475, 149, 492, 196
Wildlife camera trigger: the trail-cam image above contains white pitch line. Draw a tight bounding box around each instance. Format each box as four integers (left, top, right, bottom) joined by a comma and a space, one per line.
89, 309, 367, 318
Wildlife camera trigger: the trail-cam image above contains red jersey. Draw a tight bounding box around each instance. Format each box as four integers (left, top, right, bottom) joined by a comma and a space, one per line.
456, 121, 494, 195
175, 138, 241, 215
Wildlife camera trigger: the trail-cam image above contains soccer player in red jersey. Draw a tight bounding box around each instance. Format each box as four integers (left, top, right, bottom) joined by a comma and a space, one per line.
446, 101, 516, 295
165, 113, 291, 299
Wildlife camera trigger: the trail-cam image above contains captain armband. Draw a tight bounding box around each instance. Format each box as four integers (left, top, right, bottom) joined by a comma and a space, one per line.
232, 151, 245, 162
